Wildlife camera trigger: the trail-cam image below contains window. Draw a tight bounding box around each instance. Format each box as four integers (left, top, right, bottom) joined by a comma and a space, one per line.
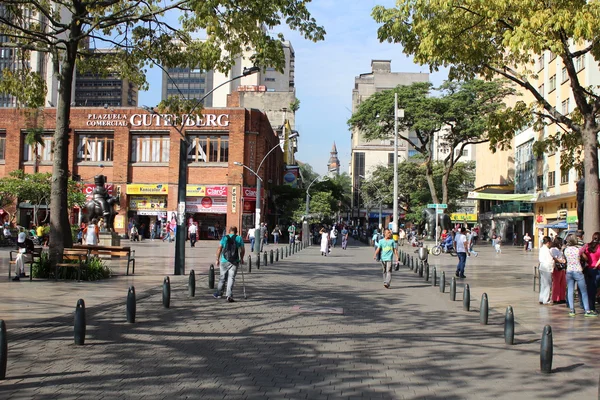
388, 152, 394, 166
538, 83, 544, 96
548, 171, 556, 187
561, 67, 568, 83
23, 134, 54, 162
353, 152, 365, 178
549, 75, 556, 92
576, 55, 585, 72
561, 99, 570, 115
0, 133, 5, 161
77, 134, 114, 162
187, 135, 229, 163
454, 148, 468, 158
560, 171, 569, 184
537, 174, 544, 190
131, 134, 170, 163
549, 51, 557, 61
537, 54, 545, 71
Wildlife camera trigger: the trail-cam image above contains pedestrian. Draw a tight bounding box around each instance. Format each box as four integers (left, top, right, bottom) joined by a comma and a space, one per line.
341, 225, 349, 250
246, 226, 256, 252
162, 223, 172, 242
564, 234, 598, 317
84, 218, 99, 245
188, 221, 198, 247
319, 226, 329, 256
260, 222, 267, 251
12, 232, 35, 281
288, 223, 296, 244
374, 228, 399, 289
551, 237, 567, 304
523, 232, 532, 251
538, 236, 554, 305
399, 228, 406, 246
495, 236, 502, 253
150, 221, 156, 241
271, 225, 282, 244
513, 232, 518, 246
454, 227, 470, 279
3, 223, 12, 245
471, 227, 478, 246
330, 226, 338, 248
581, 232, 600, 312
130, 224, 139, 242
491, 232, 497, 248
213, 226, 245, 303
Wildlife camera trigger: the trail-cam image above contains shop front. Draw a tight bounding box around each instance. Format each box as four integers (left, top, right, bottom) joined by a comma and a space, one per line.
186, 185, 228, 240
242, 186, 262, 239
126, 184, 168, 238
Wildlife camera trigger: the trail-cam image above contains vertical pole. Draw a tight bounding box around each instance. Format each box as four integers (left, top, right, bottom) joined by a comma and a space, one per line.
174, 137, 186, 275
435, 206, 439, 246
392, 92, 399, 243
379, 201, 382, 231
255, 177, 262, 258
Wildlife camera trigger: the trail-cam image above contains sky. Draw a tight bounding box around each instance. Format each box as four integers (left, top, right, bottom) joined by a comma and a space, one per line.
138, 0, 448, 176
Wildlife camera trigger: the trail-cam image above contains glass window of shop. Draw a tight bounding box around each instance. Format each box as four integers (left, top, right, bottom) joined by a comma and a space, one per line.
22, 131, 54, 162
77, 133, 114, 162
187, 134, 228, 163
131, 132, 170, 163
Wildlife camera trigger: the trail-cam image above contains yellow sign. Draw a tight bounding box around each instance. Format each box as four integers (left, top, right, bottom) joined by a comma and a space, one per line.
231, 186, 237, 214
129, 195, 167, 210
450, 213, 478, 222
126, 184, 168, 195
186, 185, 206, 197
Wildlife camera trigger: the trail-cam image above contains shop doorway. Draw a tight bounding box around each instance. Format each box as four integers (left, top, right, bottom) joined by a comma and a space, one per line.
190, 213, 226, 240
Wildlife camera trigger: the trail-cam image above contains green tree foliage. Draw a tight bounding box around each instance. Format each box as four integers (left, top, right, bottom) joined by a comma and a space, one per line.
0, 0, 325, 258
372, 0, 600, 236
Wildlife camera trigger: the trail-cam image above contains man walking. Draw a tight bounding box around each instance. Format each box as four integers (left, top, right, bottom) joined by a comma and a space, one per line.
260, 222, 267, 251
214, 226, 245, 303
188, 221, 198, 247
247, 226, 256, 252
288, 223, 296, 244
374, 229, 399, 289
455, 227, 470, 279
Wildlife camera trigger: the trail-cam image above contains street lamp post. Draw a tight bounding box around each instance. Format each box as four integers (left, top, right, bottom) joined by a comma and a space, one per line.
234, 132, 298, 258
392, 93, 404, 242
144, 66, 259, 276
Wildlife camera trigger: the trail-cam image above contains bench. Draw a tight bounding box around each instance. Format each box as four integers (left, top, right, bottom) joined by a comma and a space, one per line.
8, 248, 42, 281
88, 248, 136, 275
55, 248, 88, 281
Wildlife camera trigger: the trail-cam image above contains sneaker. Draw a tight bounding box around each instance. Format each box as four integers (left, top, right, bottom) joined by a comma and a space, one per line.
213, 293, 222, 299
12, 276, 20, 281
455, 272, 460, 278
569, 309, 576, 317
585, 310, 598, 317
227, 296, 235, 303
459, 275, 467, 279
20, 272, 26, 277
384, 283, 389, 288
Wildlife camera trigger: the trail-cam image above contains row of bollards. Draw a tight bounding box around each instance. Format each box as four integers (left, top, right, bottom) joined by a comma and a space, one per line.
396, 247, 553, 374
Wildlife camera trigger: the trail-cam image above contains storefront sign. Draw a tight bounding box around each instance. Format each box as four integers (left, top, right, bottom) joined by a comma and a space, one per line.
86, 113, 230, 128
126, 184, 168, 195
186, 185, 228, 197
86, 114, 129, 127
450, 213, 478, 222
129, 195, 167, 210
243, 187, 259, 199
186, 197, 227, 214
231, 186, 237, 214
83, 184, 114, 200
567, 215, 578, 224
137, 211, 167, 216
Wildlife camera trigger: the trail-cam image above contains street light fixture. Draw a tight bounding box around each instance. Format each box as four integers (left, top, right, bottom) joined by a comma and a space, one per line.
235, 131, 298, 257
143, 65, 260, 276
392, 93, 404, 242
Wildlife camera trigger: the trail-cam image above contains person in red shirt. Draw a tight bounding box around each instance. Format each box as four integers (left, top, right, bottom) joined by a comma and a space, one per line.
581, 232, 600, 312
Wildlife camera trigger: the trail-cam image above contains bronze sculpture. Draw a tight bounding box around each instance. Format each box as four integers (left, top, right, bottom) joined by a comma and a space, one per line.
83, 175, 119, 231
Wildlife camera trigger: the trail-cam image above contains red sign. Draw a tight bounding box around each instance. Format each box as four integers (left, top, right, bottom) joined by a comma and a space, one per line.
243, 200, 255, 212
536, 215, 544, 223
201, 197, 213, 208
83, 184, 114, 200
243, 187, 265, 200
205, 186, 228, 197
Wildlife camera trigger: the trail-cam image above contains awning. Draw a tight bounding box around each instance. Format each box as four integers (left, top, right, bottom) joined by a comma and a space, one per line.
467, 191, 539, 202
537, 221, 568, 229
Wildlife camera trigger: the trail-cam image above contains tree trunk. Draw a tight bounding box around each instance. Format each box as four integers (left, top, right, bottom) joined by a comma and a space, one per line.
425, 159, 439, 204
441, 164, 451, 206
48, 49, 76, 263
582, 124, 600, 242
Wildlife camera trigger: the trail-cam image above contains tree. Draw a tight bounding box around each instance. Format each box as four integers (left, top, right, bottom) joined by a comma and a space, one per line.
24, 128, 44, 174
0, 1, 325, 260
348, 80, 515, 204
372, 0, 600, 237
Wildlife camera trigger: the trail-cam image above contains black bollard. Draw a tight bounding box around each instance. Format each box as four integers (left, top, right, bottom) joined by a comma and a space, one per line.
463, 284, 470, 311
163, 276, 171, 308
189, 270, 196, 297
450, 277, 456, 301
413, 258, 418, 274
440, 271, 446, 292
257, 255, 261, 269
248, 255, 252, 273
504, 306, 515, 345
424, 263, 429, 282
285, 246, 288, 258
127, 286, 136, 323
403, 253, 407, 266
480, 293, 489, 325
270, 249, 274, 264
432, 266, 437, 286
276, 249, 279, 262
263, 251, 267, 266
0, 320, 6, 380
74, 299, 86, 345
533, 266, 537, 292
209, 264, 215, 288
418, 261, 423, 277
540, 325, 553, 373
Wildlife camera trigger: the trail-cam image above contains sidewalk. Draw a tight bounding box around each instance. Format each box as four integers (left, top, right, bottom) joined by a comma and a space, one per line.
0, 239, 597, 399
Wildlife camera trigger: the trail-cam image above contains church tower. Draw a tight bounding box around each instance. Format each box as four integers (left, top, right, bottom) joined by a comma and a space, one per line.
327, 142, 340, 178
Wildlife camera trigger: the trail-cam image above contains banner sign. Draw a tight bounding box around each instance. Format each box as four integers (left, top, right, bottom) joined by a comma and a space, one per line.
242, 187, 264, 199
186, 185, 228, 197
126, 184, 168, 195
186, 197, 228, 214
83, 184, 114, 200
129, 195, 167, 211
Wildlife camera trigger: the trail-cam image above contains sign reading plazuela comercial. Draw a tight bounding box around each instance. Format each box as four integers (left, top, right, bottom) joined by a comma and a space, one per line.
86, 113, 230, 128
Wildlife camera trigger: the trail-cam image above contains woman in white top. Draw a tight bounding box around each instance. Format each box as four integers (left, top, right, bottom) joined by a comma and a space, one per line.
319, 227, 330, 256
538, 236, 554, 305
85, 218, 99, 246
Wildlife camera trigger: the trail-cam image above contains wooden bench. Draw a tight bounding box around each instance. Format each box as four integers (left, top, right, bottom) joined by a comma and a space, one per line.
8, 248, 42, 281
74, 245, 135, 275
55, 248, 88, 281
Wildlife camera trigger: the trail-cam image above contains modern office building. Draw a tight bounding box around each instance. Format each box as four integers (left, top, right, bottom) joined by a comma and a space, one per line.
75, 71, 138, 108
161, 67, 214, 106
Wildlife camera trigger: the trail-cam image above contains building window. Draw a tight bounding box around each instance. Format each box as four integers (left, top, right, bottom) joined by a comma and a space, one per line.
264, 77, 276, 82
537, 174, 544, 190
187, 135, 229, 163
549, 51, 556, 61
23, 134, 54, 162
548, 171, 556, 187
561, 67, 568, 83
77, 134, 114, 162
131, 134, 170, 163
549, 75, 556, 92
562, 99, 570, 115
455, 149, 468, 158
560, 170, 569, 184
353, 152, 365, 179
537, 54, 545, 71
576, 55, 585, 72
0, 134, 5, 161
388, 152, 394, 166
538, 83, 544, 96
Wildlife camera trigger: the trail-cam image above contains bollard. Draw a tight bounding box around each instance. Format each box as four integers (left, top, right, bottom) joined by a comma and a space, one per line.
270, 249, 274, 265
188, 270, 196, 297
533, 266, 537, 292
424, 263, 429, 282
74, 299, 86, 345
162, 276, 171, 308
285, 246, 288, 258
0, 320, 7, 380
440, 271, 446, 293
263, 251, 267, 266
209, 264, 215, 289
504, 306, 515, 345
432, 266, 437, 286
257, 255, 261, 270
414, 258, 418, 274
248, 255, 252, 273
276, 248, 279, 262
403, 253, 407, 266
450, 277, 456, 301
540, 325, 553, 374
463, 284, 470, 311
480, 293, 489, 325
418, 261, 424, 277
127, 286, 136, 323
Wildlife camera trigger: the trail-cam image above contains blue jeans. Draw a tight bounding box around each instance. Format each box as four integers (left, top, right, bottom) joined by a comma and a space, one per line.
456, 252, 467, 276
586, 268, 600, 311
250, 237, 255, 252
273, 234, 279, 244
567, 270, 590, 312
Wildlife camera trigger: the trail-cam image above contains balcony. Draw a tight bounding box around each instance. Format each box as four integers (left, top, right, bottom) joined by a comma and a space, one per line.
491, 202, 533, 214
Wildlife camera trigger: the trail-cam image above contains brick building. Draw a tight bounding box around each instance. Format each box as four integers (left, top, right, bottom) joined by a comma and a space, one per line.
0, 103, 284, 238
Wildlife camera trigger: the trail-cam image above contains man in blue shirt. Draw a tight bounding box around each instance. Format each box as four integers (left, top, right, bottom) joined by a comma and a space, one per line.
214, 226, 245, 302
374, 229, 399, 289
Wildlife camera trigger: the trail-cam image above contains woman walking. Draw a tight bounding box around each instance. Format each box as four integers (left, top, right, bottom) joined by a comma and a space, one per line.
319, 226, 330, 256
564, 234, 598, 317
538, 236, 554, 305
581, 232, 600, 312
550, 237, 567, 304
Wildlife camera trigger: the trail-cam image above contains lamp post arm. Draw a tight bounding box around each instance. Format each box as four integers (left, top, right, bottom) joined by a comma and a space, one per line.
239, 163, 262, 181
257, 141, 285, 174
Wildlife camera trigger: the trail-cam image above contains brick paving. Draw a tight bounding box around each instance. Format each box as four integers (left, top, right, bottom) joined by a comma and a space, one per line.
0, 239, 598, 399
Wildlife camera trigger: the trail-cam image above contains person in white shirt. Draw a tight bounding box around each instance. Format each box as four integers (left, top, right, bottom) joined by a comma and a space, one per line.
524, 232, 532, 251
247, 227, 256, 252
188, 222, 198, 247
330, 227, 338, 248
399, 229, 406, 246
454, 227, 470, 278
538, 236, 554, 305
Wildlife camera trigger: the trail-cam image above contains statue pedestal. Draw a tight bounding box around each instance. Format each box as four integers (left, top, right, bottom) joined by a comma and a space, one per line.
99, 231, 121, 247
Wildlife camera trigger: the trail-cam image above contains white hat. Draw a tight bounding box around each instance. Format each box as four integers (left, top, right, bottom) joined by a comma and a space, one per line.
18, 232, 26, 243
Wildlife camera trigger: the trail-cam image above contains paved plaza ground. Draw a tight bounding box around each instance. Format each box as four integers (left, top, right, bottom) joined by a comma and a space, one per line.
0, 238, 599, 399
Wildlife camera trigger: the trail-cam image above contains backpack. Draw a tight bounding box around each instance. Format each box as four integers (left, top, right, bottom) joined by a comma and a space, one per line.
223, 235, 239, 263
